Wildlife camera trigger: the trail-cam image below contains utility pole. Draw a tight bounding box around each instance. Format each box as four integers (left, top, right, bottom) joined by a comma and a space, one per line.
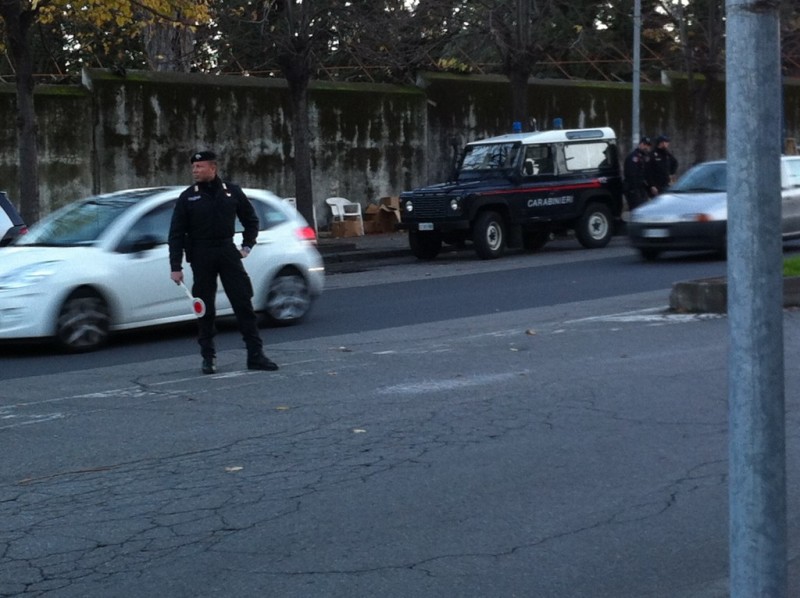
631, 0, 641, 148
726, 0, 786, 596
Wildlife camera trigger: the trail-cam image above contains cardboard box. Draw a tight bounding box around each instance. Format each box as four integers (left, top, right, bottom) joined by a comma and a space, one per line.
363, 219, 384, 235
331, 219, 364, 238
380, 196, 401, 210
377, 196, 401, 232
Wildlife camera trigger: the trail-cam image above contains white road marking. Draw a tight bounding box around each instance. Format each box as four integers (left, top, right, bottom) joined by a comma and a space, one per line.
565, 308, 726, 324
378, 371, 526, 395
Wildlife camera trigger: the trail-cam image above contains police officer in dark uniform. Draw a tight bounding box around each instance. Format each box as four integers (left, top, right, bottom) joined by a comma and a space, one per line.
623, 136, 653, 212
168, 150, 278, 374
646, 134, 679, 196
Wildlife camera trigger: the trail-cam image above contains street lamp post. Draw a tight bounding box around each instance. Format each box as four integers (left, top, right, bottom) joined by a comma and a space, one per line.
632, 0, 641, 148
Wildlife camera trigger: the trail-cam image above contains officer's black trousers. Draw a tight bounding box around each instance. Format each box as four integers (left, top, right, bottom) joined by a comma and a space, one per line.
190, 243, 262, 359
625, 186, 649, 211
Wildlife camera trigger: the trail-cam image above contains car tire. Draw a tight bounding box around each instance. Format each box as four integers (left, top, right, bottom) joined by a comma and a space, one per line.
262, 269, 311, 326
472, 211, 506, 259
409, 230, 442, 260
56, 288, 111, 352
575, 203, 613, 249
640, 248, 661, 261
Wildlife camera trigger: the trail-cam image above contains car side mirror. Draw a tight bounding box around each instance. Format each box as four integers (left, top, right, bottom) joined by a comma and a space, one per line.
121, 234, 161, 254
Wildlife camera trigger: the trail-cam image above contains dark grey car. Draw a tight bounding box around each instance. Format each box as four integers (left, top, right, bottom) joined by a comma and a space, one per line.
0, 192, 26, 246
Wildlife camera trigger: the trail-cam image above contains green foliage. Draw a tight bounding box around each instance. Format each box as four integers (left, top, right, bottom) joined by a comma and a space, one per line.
784, 256, 800, 278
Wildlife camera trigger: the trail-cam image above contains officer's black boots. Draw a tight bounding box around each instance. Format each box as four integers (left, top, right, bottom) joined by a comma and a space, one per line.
202, 357, 216, 375
247, 353, 279, 371
200, 354, 277, 373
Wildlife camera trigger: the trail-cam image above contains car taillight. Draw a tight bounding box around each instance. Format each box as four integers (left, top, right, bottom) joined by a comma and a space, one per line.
296, 226, 317, 244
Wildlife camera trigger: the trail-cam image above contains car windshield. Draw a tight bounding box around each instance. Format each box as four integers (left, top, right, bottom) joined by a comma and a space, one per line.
17, 190, 152, 247
459, 142, 521, 175
671, 162, 727, 193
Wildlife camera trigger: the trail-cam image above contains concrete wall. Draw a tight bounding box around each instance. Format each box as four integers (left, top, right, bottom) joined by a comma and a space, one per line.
1, 69, 798, 226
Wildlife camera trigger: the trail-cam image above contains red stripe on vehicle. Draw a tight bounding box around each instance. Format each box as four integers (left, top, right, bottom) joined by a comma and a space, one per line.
481, 180, 603, 196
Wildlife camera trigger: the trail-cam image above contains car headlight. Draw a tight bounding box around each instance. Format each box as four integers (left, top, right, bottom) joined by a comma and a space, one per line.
450, 198, 460, 211
404, 201, 414, 213
0, 261, 61, 290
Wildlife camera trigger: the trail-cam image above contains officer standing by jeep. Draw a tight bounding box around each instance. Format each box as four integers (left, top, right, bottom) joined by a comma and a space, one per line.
168, 150, 278, 375
646, 134, 678, 196
623, 137, 653, 211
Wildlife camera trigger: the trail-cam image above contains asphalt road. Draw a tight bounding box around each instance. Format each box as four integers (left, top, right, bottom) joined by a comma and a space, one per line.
0, 240, 728, 380
2, 241, 799, 597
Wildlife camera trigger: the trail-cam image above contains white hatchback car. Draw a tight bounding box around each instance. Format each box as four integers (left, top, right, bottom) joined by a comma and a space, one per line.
0, 187, 325, 351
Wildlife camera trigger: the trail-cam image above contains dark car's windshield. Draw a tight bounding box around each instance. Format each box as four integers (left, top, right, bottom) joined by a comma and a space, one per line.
17, 189, 158, 247
671, 162, 727, 193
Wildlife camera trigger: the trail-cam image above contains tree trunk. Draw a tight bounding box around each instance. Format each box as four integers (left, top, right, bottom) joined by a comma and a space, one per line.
286, 76, 316, 231
141, 21, 195, 72
0, 1, 40, 224
509, 67, 530, 131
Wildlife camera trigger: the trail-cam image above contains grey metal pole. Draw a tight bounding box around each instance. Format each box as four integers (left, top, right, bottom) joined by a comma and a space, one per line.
632, 0, 641, 148
726, 0, 786, 596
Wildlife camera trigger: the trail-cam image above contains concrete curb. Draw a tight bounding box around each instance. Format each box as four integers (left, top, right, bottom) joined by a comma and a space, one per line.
670, 276, 800, 313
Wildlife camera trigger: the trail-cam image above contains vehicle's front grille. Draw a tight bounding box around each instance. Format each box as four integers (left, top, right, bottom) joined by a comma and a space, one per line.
406, 194, 450, 219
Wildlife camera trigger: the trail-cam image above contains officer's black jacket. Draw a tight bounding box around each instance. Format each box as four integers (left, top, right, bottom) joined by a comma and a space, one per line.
168, 177, 259, 272
623, 148, 650, 189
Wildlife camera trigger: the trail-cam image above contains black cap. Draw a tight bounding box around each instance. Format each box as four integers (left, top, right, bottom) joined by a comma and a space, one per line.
656, 134, 670, 144
639, 136, 652, 146
191, 150, 217, 163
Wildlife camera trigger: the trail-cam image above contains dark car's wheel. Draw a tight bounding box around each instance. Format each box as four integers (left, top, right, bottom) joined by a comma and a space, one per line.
639, 248, 661, 261
409, 230, 442, 260
523, 231, 550, 252
575, 203, 613, 249
472, 211, 506, 259
56, 289, 110, 352
262, 269, 312, 326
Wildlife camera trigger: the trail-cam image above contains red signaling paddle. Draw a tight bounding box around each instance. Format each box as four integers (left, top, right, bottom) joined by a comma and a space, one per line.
179, 281, 206, 318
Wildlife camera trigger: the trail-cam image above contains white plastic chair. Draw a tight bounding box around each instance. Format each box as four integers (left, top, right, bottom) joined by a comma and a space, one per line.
325, 197, 364, 235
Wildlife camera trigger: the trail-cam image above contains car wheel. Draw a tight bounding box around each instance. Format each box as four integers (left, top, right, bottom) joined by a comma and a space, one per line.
472, 210, 506, 259
56, 289, 110, 352
575, 203, 613, 249
409, 230, 442, 260
262, 269, 311, 326
640, 248, 661, 261
523, 231, 550, 251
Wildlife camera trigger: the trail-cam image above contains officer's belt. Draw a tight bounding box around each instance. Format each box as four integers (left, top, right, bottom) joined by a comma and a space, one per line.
190, 238, 233, 247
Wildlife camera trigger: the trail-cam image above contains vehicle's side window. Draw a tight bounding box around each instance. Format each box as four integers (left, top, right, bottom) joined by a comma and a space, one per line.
117, 201, 175, 252
236, 199, 289, 233
563, 141, 613, 172
785, 158, 800, 189
522, 145, 554, 175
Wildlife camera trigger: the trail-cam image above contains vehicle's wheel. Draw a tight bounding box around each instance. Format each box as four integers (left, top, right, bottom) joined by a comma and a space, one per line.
640, 248, 661, 261
575, 203, 613, 249
262, 270, 312, 326
523, 231, 550, 252
409, 230, 442, 260
56, 289, 110, 352
472, 211, 506, 259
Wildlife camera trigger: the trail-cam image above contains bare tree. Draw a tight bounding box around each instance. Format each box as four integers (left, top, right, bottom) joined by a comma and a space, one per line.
446, 0, 603, 130
213, 1, 344, 227
0, 0, 42, 224
657, 0, 725, 163
0, 0, 210, 222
